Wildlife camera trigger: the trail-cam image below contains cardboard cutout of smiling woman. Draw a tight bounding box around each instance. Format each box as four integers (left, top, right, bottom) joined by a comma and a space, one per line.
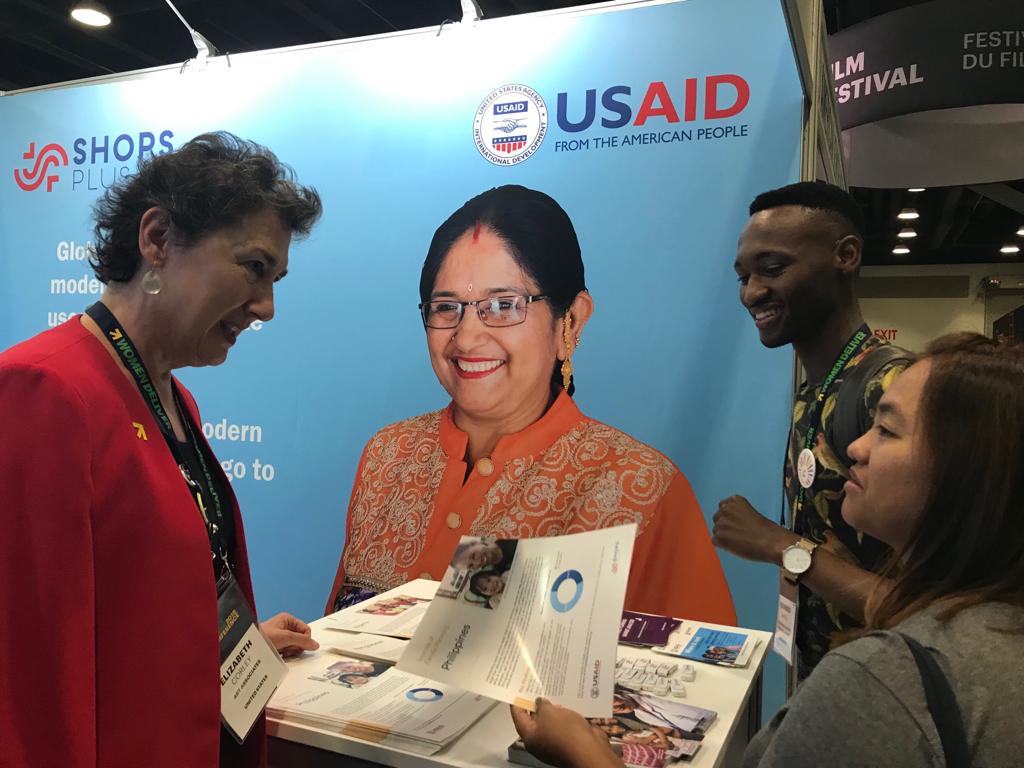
327, 185, 735, 624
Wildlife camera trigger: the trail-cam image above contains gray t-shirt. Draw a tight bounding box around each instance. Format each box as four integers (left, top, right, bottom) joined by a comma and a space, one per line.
744, 602, 1024, 767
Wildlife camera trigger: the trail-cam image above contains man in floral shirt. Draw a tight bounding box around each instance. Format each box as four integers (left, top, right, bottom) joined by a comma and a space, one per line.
713, 181, 911, 680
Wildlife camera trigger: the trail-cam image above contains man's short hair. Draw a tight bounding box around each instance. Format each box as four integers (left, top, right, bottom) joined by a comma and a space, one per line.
749, 181, 864, 240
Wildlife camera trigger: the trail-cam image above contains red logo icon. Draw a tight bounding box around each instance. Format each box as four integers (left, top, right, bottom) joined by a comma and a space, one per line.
14, 142, 69, 192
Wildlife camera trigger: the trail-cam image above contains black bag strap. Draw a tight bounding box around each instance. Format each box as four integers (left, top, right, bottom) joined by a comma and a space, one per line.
832, 344, 913, 467
898, 633, 971, 768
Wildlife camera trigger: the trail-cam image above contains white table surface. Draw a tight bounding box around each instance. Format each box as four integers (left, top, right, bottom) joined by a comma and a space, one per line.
269, 605, 771, 768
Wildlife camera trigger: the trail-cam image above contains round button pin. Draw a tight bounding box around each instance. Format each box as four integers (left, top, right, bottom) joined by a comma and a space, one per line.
446, 512, 462, 529
797, 448, 816, 489
476, 457, 494, 476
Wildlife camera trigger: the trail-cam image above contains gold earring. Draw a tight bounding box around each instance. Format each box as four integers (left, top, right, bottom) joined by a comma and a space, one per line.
140, 268, 162, 295
561, 315, 575, 390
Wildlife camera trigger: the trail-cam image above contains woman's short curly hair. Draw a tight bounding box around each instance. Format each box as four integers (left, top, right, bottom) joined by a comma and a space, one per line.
90, 131, 322, 283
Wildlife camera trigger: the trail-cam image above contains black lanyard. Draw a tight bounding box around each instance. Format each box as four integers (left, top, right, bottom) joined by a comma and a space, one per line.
85, 302, 232, 578
787, 324, 870, 529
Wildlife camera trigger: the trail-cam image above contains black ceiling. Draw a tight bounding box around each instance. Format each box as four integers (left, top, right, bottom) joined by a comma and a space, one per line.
0, 0, 600, 91
854, 183, 1024, 267
2, 0, 1020, 267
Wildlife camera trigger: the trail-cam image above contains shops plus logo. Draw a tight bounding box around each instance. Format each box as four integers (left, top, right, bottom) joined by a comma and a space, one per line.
14, 142, 69, 192
12, 130, 174, 192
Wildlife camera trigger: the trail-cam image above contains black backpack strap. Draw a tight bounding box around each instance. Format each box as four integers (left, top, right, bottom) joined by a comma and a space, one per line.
898, 633, 971, 768
832, 344, 913, 467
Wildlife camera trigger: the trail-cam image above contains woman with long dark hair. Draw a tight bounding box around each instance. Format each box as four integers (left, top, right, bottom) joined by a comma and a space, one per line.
514, 332, 1024, 767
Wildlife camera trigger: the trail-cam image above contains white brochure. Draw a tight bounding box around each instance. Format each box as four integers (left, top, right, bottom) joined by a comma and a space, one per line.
267, 651, 492, 755
323, 632, 409, 664
397, 524, 636, 717
323, 579, 439, 638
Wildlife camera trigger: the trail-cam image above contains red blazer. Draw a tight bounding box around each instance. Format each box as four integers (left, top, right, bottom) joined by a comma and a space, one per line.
0, 319, 265, 768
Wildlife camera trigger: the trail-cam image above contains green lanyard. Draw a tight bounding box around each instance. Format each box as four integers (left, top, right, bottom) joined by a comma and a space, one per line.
86, 302, 232, 577
790, 324, 870, 529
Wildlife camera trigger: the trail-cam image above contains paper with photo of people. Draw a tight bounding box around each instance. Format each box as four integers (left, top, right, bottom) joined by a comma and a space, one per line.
654, 624, 759, 668
396, 525, 637, 717
509, 686, 714, 768
323, 579, 438, 638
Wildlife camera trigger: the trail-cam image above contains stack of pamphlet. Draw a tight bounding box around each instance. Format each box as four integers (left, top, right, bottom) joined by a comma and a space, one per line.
322, 578, 438, 638
319, 580, 441, 663
507, 683, 716, 767
267, 650, 492, 755
654, 622, 759, 668
273, 524, 638, 756
268, 580, 493, 754
619, 610, 683, 647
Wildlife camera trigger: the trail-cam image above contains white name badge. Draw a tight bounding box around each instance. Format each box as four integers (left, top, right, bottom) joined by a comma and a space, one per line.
797, 448, 816, 489
218, 574, 287, 743
772, 576, 799, 666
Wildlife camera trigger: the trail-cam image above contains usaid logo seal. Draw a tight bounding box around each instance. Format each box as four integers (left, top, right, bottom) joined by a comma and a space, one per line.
473, 84, 547, 166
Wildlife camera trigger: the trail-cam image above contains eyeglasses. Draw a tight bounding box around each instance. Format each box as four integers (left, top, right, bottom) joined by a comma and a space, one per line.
419, 294, 549, 329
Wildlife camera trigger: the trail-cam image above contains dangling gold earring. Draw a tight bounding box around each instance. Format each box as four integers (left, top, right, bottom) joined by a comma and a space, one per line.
140, 268, 162, 295
560, 314, 575, 390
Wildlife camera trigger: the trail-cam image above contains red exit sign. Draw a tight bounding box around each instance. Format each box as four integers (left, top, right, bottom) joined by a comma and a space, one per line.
874, 328, 899, 341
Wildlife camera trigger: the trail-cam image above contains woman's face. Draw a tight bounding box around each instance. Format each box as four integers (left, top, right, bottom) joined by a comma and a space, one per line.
842, 360, 931, 551
151, 208, 291, 368
426, 227, 561, 429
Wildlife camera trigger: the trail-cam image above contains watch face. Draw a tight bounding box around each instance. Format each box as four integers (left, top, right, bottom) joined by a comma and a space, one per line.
783, 546, 813, 574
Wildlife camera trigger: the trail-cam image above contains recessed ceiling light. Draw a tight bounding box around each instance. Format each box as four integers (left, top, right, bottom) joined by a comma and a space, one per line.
897, 228, 917, 239
897, 208, 919, 220
1017, 225, 1024, 237
1001, 244, 1021, 255
907, 188, 925, 193
892, 246, 910, 255
70, 3, 111, 26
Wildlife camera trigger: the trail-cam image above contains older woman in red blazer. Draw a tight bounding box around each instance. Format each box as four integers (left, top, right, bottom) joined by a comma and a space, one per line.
0, 132, 321, 768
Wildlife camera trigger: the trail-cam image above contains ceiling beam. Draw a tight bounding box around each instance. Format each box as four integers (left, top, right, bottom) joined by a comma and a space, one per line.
353, 0, 398, 30
10, 33, 115, 75
280, 0, 350, 39
969, 183, 1024, 216
8, 0, 163, 68
929, 187, 963, 250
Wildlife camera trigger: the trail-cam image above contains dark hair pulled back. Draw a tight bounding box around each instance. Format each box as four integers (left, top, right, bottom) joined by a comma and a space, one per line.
420, 185, 586, 395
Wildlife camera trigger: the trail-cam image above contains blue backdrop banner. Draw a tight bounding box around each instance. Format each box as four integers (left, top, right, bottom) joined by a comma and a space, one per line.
1, 0, 801, 713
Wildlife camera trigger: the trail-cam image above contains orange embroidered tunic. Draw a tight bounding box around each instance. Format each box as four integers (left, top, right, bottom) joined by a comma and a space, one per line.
327, 391, 735, 624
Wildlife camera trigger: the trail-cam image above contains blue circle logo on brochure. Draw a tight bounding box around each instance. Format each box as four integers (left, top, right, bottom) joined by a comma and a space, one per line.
473, 84, 548, 166
407, 687, 444, 702
549, 569, 584, 613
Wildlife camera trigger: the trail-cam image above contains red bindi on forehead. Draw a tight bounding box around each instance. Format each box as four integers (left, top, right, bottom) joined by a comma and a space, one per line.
472, 221, 482, 243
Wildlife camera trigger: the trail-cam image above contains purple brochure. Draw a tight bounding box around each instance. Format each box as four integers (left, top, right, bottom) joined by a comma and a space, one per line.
619, 610, 682, 647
